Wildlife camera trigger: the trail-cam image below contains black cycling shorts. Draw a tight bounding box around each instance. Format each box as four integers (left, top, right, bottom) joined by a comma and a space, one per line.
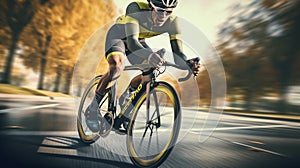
105, 24, 152, 65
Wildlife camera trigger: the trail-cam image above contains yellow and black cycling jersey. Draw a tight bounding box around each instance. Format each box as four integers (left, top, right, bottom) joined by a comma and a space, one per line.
105, 1, 187, 65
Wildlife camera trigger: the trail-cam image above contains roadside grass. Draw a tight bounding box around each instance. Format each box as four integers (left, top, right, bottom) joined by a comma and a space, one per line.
0, 84, 72, 98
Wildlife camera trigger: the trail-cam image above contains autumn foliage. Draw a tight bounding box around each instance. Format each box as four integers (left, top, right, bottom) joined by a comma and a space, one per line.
0, 0, 116, 93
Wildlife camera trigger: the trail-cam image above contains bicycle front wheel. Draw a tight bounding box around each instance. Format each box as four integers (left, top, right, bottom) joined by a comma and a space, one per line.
127, 82, 181, 168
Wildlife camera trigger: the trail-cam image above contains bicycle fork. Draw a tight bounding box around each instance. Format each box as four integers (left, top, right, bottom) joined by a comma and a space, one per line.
143, 82, 161, 137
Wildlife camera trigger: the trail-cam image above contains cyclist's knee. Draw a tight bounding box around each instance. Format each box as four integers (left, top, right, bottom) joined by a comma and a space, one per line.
107, 54, 125, 79
108, 64, 122, 79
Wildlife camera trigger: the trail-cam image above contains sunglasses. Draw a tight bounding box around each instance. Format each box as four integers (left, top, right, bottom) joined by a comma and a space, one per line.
150, 1, 173, 15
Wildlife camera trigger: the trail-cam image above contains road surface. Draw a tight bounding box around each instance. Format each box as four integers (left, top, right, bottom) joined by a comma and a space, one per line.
0, 94, 299, 168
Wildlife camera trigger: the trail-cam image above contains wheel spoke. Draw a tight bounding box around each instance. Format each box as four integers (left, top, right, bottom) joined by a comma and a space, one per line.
156, 128, 159, 154
142, 125, 149, 138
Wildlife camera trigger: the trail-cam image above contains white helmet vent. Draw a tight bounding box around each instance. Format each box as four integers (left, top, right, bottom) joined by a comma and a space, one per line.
162, 0, 177, 8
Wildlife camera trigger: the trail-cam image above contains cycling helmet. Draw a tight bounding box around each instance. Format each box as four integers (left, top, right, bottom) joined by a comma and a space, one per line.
148, 0, 178, 8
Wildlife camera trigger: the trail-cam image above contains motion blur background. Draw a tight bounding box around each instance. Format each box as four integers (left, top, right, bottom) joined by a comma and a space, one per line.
0, 0, 300, 114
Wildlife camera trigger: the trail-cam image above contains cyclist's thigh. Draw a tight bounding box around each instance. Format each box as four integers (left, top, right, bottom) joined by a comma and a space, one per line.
105, 25, 126, 60
105, 39, 126, 60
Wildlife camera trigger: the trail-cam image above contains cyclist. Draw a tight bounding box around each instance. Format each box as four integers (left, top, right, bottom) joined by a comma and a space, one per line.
85, 0, 201, 132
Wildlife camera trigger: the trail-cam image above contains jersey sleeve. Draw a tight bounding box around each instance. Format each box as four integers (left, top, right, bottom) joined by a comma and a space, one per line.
168, 16, 188, 67
125, 2, 153, 59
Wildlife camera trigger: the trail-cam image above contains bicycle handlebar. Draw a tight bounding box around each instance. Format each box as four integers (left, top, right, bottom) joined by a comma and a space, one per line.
123, 48, 200, 82
164, 62, 192, 82
124, 61, 193, 82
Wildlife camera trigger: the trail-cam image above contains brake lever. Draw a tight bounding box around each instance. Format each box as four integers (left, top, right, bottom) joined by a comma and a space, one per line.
192, 57, 200, 80
157, 48, 166, 58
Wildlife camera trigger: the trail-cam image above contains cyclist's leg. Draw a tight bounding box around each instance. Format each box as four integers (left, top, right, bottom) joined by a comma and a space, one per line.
97, 25, 127, 100
96, 53, 125, 93
85, 25, 126, 132
119, 39, 152, 106
85, 53, 125, 132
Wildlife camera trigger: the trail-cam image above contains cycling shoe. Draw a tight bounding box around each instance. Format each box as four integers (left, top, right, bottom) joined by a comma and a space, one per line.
85, 105, 100, 132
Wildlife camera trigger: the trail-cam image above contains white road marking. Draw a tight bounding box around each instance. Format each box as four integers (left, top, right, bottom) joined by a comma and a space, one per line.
37, 136, 78, 156
0, 104, 60, 114
190, 124, 290, 157
190, 124, 296, 133
231, 141, 286, 157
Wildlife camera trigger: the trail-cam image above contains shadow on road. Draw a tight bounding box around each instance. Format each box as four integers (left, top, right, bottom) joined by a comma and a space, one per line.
38, 136, 137, 168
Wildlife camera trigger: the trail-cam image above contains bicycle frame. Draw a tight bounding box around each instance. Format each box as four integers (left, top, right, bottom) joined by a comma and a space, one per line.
108, 56, 197, 129
109, 67, 157, 130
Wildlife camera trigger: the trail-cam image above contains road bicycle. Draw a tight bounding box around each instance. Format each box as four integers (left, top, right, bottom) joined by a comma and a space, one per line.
77, 48, 199, 168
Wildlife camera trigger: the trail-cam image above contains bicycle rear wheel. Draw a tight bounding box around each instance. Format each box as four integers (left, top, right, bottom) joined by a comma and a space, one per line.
127, 82, 181, 168
77, 75, 111, 144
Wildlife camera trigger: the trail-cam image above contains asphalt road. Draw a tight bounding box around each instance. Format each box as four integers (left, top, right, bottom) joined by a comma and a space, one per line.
0, 94, 300, 168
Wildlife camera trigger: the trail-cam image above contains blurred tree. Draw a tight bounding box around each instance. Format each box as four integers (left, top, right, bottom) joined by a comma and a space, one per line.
261, 0, 300, 111
217, 2, 266, 111
23, 0, 67, 90
55, 0, 116, 94
0, 0, 39, 84
197, 69, 212, 106
20, 0, 116, 92
0, 46, 6, 72
217, 0, 300, 111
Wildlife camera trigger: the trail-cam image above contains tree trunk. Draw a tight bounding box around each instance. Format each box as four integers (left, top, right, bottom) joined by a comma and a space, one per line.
38, 56, 47, 90
37, 35, 52, 90
53, 65, 61, 92
63, 69, 73, 94
277, 85, 288, 113
1, 33, 19, 84
244, 88, 253, 112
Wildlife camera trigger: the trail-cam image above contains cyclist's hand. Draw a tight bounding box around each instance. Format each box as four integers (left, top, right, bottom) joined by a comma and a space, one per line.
187, 58, 201, 76
148, 52, 165, 69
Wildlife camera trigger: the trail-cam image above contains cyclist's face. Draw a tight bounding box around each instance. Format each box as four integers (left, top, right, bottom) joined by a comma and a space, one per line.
150, 4, 173, 26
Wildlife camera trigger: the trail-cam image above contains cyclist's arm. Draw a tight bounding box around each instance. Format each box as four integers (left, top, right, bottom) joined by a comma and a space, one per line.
168, 16, 188, 68
125, 2, 152, 60
170, 39, 188, 67
125, 23, 152, 59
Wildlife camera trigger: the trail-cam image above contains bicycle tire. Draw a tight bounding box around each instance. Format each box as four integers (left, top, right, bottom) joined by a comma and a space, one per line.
127, 81, 181, 168
77, 75, 109, 144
